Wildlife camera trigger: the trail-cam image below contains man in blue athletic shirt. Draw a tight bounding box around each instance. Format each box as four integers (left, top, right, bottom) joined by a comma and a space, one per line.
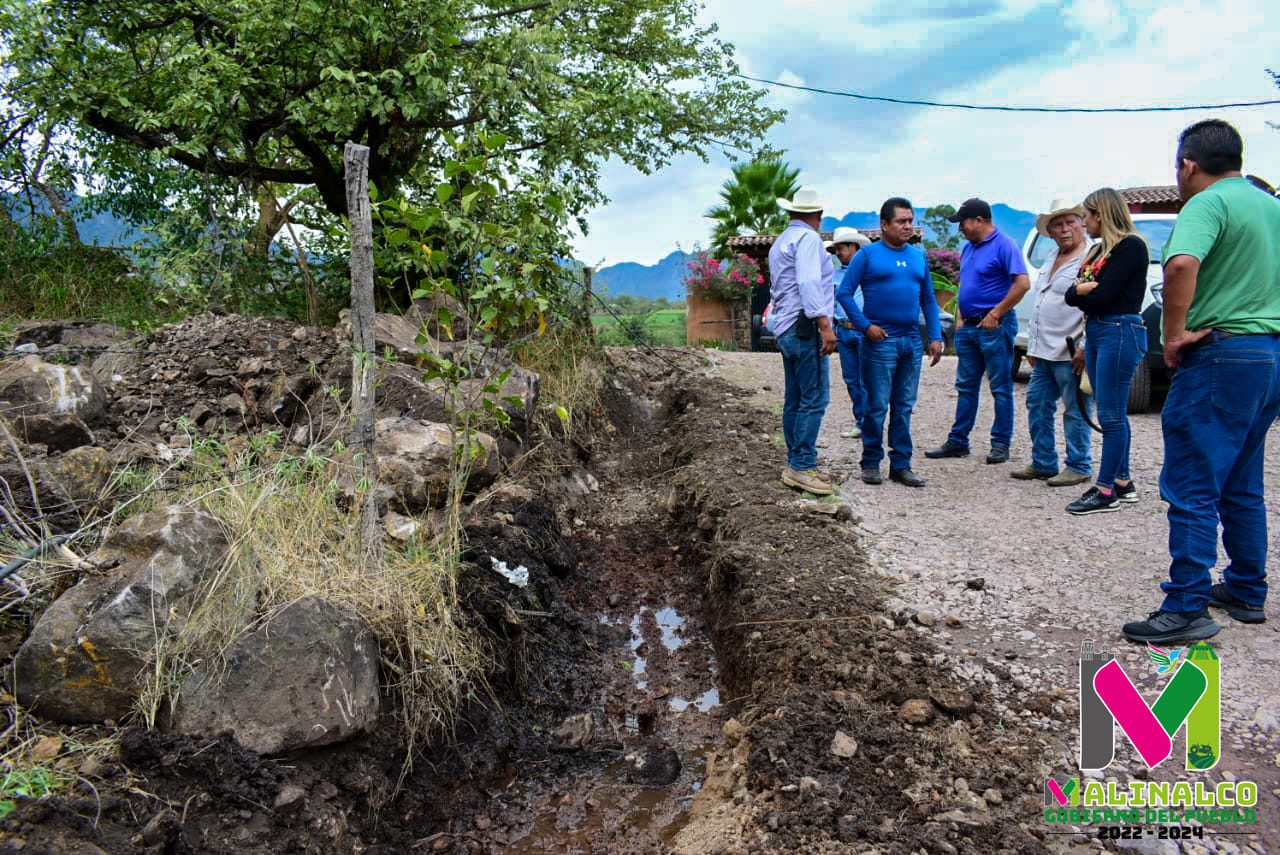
926, 197, 1030, 465
837, 197, 944, 487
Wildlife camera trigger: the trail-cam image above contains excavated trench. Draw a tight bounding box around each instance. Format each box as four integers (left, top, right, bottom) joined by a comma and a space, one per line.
448, 372, 738, 853
1, 352, 1054, 854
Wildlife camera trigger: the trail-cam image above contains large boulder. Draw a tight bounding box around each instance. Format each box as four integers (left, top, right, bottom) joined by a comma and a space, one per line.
37, 446, 114, 510
373, 417, 501, 512
0, 443, 111, 533
10, 319, 125, 353
407, 291, 470, 341
171, 596, 380, 754
0, 355, 106, 424
5, 412, 95, 452
375, 350, 539, 448
12, 507, 229, 722
337, 311, 437, 360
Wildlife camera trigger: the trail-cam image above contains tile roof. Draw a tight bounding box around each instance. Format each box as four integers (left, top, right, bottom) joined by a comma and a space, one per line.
726, 228, 924, 251
1119, 185, 1181, 205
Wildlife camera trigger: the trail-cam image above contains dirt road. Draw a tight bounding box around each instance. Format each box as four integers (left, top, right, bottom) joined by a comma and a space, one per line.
714, 351, 1280, 855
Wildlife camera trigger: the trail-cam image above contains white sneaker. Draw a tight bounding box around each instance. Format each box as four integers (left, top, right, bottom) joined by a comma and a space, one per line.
840, 426, 862, 438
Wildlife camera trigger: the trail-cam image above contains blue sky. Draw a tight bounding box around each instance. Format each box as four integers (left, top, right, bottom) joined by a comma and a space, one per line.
573, 0, 1280, 266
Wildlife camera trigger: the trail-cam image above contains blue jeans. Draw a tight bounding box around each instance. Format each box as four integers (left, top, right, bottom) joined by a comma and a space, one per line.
777, 324, 830, 471
835, 326, 865, 422
947, 314, 1017, 450
1085, 315, 1145, 488
1159, 333, 1280, 613
860, 334, 922, 472
1026, 358, 1093, 476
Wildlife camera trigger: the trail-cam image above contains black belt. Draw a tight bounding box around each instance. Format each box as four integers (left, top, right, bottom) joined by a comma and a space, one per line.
1181, 329, 1279, 358
963, 311, 989, 325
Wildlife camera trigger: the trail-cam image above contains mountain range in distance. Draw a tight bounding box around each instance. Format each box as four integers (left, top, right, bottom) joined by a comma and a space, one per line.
595, 204, 1037, 302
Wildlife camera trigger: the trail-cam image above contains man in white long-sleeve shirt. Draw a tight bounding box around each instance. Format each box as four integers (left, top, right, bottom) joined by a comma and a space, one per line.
767, 187, 837, 496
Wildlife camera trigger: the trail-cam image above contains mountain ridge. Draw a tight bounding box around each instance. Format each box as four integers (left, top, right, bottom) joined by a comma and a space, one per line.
594, 204, 1037, 300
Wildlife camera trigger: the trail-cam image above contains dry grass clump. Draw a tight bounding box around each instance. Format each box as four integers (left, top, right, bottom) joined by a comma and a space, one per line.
139, 438, 486, 764
512, 325, 603, 450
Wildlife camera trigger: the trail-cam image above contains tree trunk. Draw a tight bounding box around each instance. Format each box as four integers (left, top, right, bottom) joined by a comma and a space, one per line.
31, 181, 80, 245
344, 142, 381, 563
245, 184, 290, 259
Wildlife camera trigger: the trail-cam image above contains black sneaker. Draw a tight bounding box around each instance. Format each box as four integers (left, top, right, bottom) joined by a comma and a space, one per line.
1208, 583, 1266, 624
1122, 609, 1221, 644
1066, 487, 1119, 516
861, 467, 883, 485
925, 442, 969, 459
1115, 481, 1139, 504
985, 446, 1010, 464
890, 468, 925, 488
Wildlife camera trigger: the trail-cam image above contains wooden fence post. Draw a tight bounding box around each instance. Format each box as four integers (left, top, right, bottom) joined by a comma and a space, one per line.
344, 141, 382, 560
581, 266, 594, 338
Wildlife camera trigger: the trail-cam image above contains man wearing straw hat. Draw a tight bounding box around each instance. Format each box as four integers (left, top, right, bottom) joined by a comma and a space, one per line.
768, 186, 838, 496
826, 227, 872, 440
1010, 197, 1093, 487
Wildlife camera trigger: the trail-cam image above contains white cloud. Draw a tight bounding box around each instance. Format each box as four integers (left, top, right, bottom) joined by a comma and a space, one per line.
575, 0, 1280, 266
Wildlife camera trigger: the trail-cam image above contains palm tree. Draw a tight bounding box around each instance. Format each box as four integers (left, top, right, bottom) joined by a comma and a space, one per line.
705, 159, 801, 259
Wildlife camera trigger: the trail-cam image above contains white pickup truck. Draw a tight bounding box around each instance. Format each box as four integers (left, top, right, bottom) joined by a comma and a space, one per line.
1012, 213, 1176, 413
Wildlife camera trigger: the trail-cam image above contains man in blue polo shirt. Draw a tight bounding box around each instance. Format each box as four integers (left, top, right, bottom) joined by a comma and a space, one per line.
926, 198, 1029, 464
837, 197, 944, 487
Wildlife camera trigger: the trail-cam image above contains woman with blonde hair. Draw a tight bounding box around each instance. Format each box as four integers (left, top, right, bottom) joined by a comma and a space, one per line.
1063, 187, 1149, 515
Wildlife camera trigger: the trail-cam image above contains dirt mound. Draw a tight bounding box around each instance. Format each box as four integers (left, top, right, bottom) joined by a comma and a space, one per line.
90, 313, 347, 452
664, 378, 1052, 853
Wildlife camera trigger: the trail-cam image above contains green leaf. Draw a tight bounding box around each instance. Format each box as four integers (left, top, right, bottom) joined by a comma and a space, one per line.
436, 184, 455, 204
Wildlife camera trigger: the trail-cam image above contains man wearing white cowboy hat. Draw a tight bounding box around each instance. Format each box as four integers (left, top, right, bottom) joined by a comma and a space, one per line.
826, 226, 872, 439
1011, 196, 1094, 486
769, 186, 838, 496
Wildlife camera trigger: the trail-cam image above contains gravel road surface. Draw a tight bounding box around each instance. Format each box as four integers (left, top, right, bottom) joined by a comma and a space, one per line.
713, 350, 1280, 854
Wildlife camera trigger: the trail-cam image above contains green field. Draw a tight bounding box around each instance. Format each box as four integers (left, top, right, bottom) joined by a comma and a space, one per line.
593, 308, 686, 346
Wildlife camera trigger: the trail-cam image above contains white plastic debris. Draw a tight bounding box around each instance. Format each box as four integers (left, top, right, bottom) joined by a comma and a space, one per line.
490, 556, 529, 588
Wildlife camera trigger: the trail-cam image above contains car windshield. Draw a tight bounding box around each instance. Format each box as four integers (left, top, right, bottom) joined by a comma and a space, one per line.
1027, 234, 1054, 269
1134, 219, 1175, 263
1026, 218, 1175, 268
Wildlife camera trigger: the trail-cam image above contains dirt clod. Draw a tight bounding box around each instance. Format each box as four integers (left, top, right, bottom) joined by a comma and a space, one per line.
829, 731, 858, 758
900, 698, 936, 725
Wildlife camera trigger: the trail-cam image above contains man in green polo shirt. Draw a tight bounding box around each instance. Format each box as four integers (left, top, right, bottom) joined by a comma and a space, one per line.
1122, 119, 1280, 644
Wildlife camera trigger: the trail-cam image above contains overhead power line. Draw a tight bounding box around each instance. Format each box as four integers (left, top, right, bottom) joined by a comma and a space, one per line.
734, 73, 1280, 114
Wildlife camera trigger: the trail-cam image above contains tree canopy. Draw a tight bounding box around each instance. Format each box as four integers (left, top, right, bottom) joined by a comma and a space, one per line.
704, 158, 799, 258
921, 204, 960, 251
1, 0, 783, 223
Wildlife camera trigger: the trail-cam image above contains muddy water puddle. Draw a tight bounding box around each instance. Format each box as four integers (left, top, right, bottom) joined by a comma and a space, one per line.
486, 527, 725, 853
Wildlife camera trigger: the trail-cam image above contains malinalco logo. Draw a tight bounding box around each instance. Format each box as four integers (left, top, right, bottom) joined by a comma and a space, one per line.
1078, 640, 1219, 772
1042, 640, 1257, 828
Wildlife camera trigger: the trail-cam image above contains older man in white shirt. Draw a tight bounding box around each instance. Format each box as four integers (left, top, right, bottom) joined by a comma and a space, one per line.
1011, 197, 1093, 486
768, 187, 837, 496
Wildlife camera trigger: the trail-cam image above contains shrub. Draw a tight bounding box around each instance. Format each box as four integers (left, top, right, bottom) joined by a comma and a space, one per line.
684, 252, 763, 302
926, 249, 960, 286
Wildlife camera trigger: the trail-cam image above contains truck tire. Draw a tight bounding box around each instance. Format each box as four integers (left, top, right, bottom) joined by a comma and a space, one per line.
1127, 360, 1152, 413
1011, 350, 1024, 382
